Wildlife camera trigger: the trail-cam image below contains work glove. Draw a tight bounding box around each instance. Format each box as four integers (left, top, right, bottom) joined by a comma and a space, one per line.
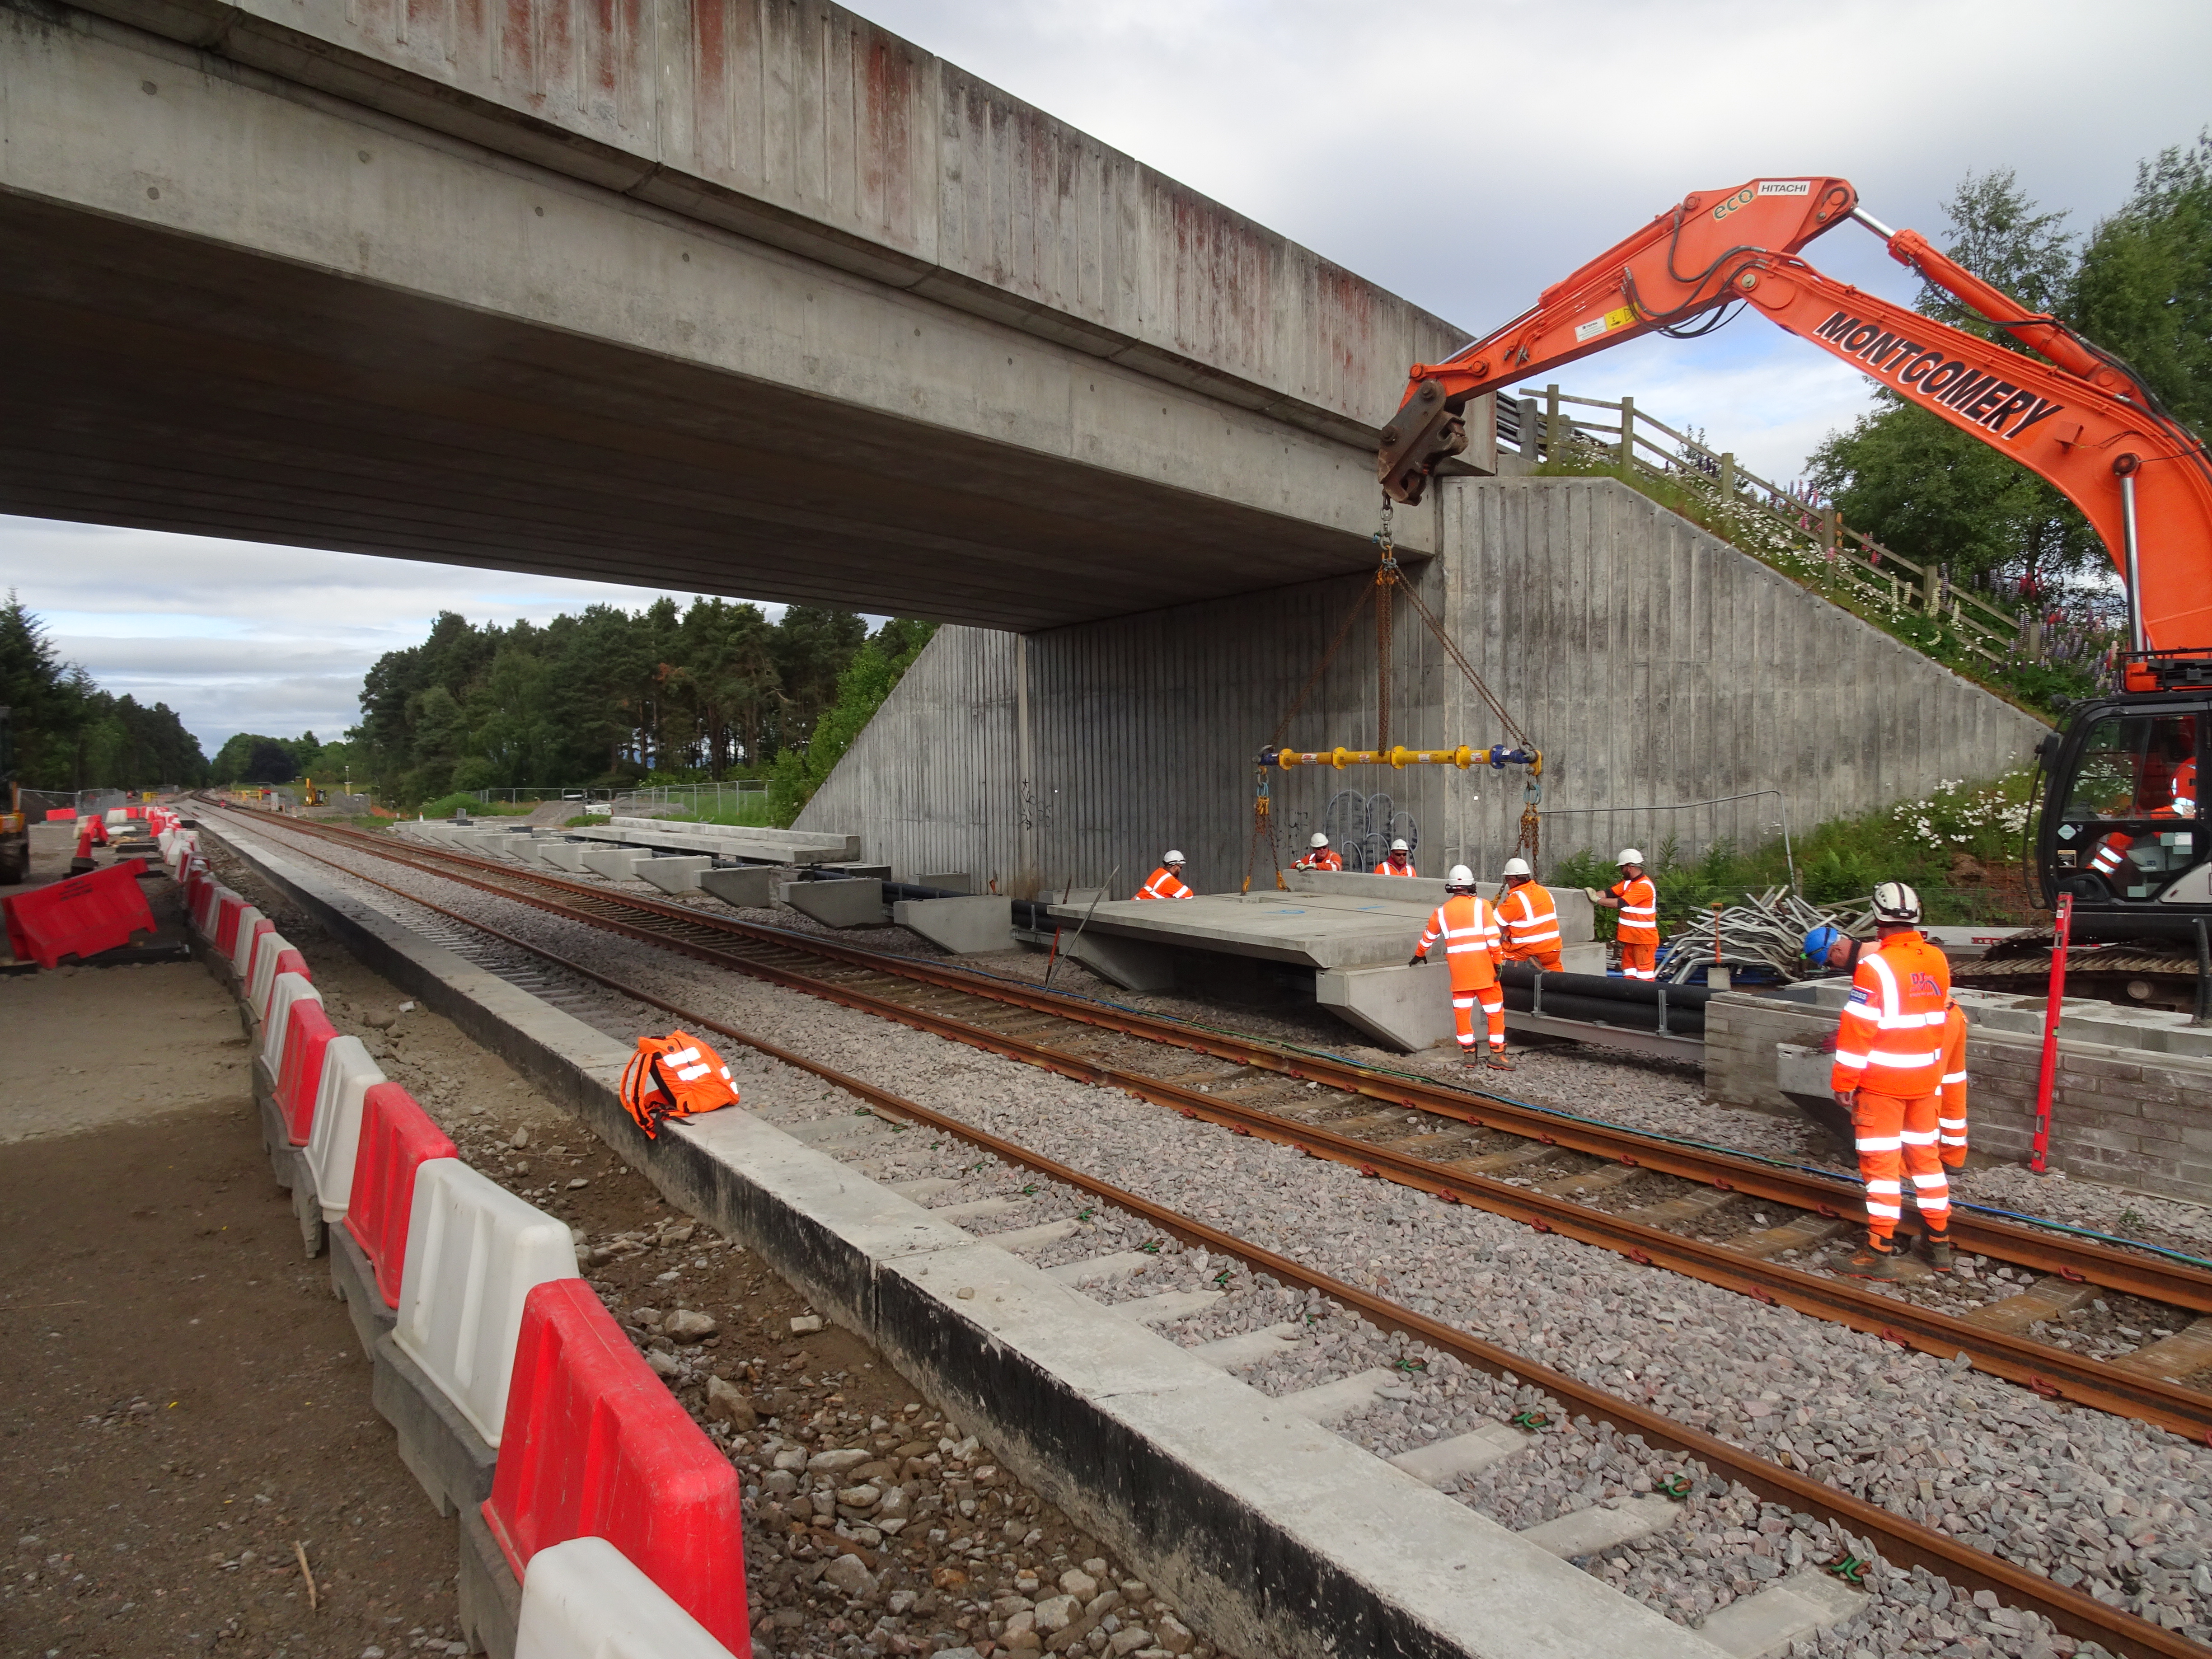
1407, 955, 1425, 968
1584, 887, 1606, 902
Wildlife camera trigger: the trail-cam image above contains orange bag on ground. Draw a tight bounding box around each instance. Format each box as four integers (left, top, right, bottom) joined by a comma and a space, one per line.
619, 1030, 740, 1139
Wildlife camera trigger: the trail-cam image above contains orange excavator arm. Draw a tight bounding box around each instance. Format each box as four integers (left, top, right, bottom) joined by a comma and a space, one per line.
1378, 178, 2212, 655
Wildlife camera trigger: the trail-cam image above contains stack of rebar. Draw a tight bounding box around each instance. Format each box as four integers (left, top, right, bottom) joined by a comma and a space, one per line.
1658, 886, 1874, 983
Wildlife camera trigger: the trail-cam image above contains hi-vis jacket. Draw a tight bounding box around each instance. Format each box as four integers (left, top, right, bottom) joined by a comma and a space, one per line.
619, 1030, 741, 1139
1294, 847, 1345, 871
1378, 855, 1418, 877
1136, 865, 1193, 900
1496, 883, 1561, 956
1829, 931, 1951, 1098
1607, 875, 1658, 944
1415, 894, 1503, 989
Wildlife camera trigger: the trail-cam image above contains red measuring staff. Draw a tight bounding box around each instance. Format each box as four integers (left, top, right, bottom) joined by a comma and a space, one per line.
2029, 893, 2074, 1175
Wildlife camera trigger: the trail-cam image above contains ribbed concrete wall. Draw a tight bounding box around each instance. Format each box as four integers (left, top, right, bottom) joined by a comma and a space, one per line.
800, 477, 2053, 895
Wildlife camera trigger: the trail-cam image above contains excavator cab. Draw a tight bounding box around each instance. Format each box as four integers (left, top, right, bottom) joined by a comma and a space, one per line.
2038, 685, 2210, 942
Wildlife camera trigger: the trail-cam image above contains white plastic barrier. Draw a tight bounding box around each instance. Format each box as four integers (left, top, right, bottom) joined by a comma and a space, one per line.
515, 1537, 736, 1659
304, 1036, 385, 1221
260, 972, 326, 1083
394, 1159, 578, 1445
245, 930, 297, 1021
229, 907, 267, 977
191, 880, 224, 937
104, 808, 130, 829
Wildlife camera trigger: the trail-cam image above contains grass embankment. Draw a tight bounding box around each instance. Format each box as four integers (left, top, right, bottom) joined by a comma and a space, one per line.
1552, 772, 2045, 939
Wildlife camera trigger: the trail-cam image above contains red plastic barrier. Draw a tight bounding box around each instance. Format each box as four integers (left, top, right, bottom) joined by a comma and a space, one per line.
343, 1083, 458, 1308
214, 894, 246, 958
484, 1280, 749, 1649
43, 808, 75, 822
0, 861, 155, 970
257, 948, 310, 1022
276, 1000, 339, 1145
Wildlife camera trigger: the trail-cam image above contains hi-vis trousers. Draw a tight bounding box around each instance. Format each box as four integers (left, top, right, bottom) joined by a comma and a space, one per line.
1452, 979, 1505, 1052
1853, 1090, 1950, 1243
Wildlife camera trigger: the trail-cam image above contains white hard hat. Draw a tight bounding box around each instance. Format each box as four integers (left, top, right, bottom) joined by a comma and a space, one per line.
1446, 864, 1476, 888
1500, 857, 1532, 878
1617, 848, 1645, 865
1391, 838, 1410, 852
1309, 832, 1329, 848
1872, 881, 1922, 923
1165, 850, 1186, 864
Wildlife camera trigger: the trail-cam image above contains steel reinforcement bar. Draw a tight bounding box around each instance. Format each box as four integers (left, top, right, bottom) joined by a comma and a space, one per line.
201, 808, 2204, 1659
226, 810, 2212, 1318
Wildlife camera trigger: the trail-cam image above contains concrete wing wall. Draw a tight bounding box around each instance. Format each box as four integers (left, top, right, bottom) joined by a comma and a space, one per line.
795, 476, 2052, 898
77, 0, 1467, 443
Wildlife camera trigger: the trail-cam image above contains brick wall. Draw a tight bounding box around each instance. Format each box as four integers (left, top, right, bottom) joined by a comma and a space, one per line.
1705, 993, 2212, 1208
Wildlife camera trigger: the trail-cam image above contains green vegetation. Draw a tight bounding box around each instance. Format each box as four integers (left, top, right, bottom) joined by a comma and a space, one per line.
0, 592, 209, 790
1551, 772, 2040, 938
765, 619, 937, 825
351, 600, 932, 811
209, 730, 357, 787
419, 792, 536, 819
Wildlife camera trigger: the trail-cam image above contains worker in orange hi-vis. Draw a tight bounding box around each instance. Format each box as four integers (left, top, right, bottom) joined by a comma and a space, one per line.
1588, 849, 1659, 980
1410, 864, 1510, 1069
1293, 832, 1344, 872
1830, 881, 1954, 1279
1134, 852, 1194, 900
1493, 856, 1564, 973
1938, 996, 1971, 1172
1378, 838, 1418, 876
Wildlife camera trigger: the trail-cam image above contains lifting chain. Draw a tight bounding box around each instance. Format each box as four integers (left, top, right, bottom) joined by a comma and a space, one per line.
1373, 500, 1398, 753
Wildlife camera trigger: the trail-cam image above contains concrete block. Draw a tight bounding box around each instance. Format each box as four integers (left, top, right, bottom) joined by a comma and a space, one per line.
1697, 1567, 1865, 1657
537, 840, 592, 872
990, 1218, 1084, 1251
894, 894, 1014, 954
1190, 1324, 1304, 1369
458, 1493, 523, 1659
780, 878, 887, 928
1277, 1368, 1396, 1425
373, 1326, 499, 1518
1315, 965, 1456, 1053
580, 846, 657, 881
633, 855, 713, 894
1065, 929, 1178, 993
1387, 1422, 1530, 1487
1113, 1289, 1225, 1325
392, 1160, 580, 1445
305, 1035, 386, 1223
1043, 1250, 1158, 1287
330, 1223, 397, 1363
917, 871, 973, 894
514, 1535, 733, 1659
1520, 1494, 1681, 1558
698, 865, 780, 909
1558, 940, 1607, 975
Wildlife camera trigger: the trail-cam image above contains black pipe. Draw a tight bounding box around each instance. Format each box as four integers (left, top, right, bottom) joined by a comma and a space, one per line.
1493, 962, 1712, 1037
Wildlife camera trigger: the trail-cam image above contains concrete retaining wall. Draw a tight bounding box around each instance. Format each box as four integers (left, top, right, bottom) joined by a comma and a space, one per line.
799, 475, 2052, 894
1706, 991, 2212, 1207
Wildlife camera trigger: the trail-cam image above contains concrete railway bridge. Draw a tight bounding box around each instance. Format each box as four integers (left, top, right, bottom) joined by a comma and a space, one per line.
1, 0, 2045, 895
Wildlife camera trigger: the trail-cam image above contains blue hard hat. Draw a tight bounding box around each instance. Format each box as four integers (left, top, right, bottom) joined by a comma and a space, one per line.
1802, 925, 1842, 961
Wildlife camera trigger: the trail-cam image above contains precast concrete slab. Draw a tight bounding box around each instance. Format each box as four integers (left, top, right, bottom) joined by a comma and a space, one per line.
1064, 929, 1178, 993
698, 866, 781, 909
893, 895, 1014, 955
1316, 965, 1458, 1053
570, 820, 860, 864
208, 816, 1733, 1659
779, 879, 887, 929
536, 840, 593, 872
1054, 890, 1437, 970
917, 872, 972, 894
1283, 869, 1596, 942
633, 855, 713, 895
579, 846, 656, 881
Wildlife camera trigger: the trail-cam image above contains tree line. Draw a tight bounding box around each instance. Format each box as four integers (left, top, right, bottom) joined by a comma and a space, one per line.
0, 592, 210, 792
351, 598, 934, 811
1809, 132, 2210, 623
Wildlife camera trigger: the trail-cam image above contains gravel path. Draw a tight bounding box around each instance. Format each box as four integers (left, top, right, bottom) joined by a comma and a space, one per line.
224, 819, 2212, 1655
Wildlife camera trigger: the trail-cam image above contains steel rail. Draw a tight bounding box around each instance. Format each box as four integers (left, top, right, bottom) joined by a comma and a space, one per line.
221, 809, 2212, 1317
200, 808, 2205, 1659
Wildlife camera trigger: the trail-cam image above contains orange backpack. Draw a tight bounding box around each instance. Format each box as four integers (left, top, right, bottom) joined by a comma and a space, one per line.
619, 1030, 741, 1139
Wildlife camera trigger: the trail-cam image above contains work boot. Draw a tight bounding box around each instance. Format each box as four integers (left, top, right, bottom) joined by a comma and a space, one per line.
1485, 1047, 1517, 1072
1842, 1239, 1902, 1280
1923, 1231, 1955, 1272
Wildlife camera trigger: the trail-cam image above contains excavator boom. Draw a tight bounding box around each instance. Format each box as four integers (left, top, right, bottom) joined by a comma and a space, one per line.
1378, 177, 2212, 655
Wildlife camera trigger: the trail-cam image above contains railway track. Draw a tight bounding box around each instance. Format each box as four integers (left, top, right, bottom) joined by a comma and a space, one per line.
198, 803, 2212, 1659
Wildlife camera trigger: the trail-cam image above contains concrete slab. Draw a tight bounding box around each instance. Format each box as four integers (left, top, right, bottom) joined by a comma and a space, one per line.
633, 855, 713, 894
569, 820, 859, 863
932, 1195, 1028, 1224
1065, 929, 1178, 993
781, 1113, 895, 1149
1283, 870, 1595, 943
1316, 964, 1457, 1052
918, 872, 972, 895
1697, 1568, 1865, 1658
1387, 1422, 1531, 1487
1190, 1323, 1304, 1369
1112, 1289, 1224, 1325
888, 1177, 961, 1203
536, 840, 592, 872
1043, 1250, 1158, 1288
580, 846, 656, 881
1276, 1368, 1397, 1425
986, 1218, 1083, 1251
780, 878, 887, 928
698, 865, 781, 909
893, 895, 1014, 954
1053, 890, 1434, 970
1519, 1495, 1681, 1559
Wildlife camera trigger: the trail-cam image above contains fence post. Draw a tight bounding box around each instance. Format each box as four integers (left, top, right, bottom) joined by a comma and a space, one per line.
1719, 451, 1735, 501
1518, 397, 1540, 462
1922, 562, 1941, 614
1546, 384, 1563, 462
1618, 396, 1635, 469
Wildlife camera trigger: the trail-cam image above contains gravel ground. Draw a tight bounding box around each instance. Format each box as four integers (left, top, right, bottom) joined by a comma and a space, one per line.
222, 817, 2212, 1655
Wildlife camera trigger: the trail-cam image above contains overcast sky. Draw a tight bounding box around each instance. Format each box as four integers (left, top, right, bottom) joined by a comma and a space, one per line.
3, 0, 2205, 755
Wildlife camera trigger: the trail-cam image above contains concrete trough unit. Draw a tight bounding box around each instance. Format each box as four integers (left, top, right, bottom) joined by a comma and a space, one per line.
698, 865, 781, 909
633, 855, 713, 895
